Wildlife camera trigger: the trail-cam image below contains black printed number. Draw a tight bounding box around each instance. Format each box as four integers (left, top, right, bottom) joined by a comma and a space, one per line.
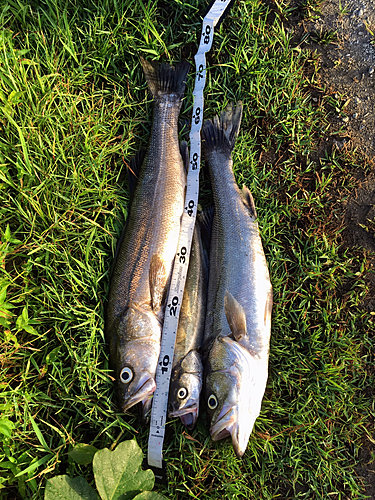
203, 25, 211, 45
186, 199, 194, 217
190, 152, 199, 171
161, 355, 169, 374
169, 296, 179, 317
179, 246, 187, 264
197, 64, 204, 81
194, 106, 201, 125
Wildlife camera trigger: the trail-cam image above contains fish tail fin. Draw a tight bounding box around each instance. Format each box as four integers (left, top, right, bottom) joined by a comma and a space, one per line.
202, 102, 243, 154
140, 56, 190, 99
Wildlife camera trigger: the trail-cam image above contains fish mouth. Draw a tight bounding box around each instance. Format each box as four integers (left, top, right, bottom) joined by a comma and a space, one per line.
210, 405, 237, 441
169, 403, 198, 430
141, 396, 153, 422
210, 405, 248, 458
122, 375, 156, 412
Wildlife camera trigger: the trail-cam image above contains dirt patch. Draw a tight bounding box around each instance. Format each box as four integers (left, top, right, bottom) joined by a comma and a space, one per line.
356, 440, 375, 499
294, 0, 375, 157
343, 170, 375, 253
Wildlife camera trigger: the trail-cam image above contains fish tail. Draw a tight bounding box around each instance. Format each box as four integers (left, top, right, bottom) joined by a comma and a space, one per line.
202, 102, 243, 153
140, 56, 190, 99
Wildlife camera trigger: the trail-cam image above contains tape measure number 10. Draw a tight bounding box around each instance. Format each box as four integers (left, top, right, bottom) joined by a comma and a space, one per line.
147, 0, 233, 474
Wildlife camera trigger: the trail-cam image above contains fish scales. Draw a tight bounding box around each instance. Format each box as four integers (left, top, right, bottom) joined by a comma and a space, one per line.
106, 57, 190, 418
168, 213, 210, 429
202, 102, 273, 457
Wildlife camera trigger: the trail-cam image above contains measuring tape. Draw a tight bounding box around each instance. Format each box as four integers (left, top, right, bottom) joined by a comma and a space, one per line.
147, 0, 233, 474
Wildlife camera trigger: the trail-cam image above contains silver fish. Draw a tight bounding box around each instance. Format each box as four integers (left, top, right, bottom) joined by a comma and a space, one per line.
106, 57, 190, 418
168, 212, 210, 430
202, 102, 273, 457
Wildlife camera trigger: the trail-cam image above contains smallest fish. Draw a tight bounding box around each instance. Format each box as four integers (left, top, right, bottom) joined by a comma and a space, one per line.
168, 211, 210, 430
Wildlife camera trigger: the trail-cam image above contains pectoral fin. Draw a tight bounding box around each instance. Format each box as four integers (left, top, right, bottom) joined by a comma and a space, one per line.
224, 291, 247, 341
264, 288, 273, 327
149, 255, 168, 311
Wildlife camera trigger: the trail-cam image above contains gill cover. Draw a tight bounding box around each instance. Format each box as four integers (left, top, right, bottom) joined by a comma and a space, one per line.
205, 336, 267, 458
116, 301, 160, 413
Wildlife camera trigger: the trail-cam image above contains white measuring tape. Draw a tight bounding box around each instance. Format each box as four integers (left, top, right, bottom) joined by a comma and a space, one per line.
147, 0, 233, 473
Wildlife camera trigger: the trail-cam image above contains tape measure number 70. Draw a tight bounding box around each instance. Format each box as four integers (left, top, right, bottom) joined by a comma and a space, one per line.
147, 0, 233, 474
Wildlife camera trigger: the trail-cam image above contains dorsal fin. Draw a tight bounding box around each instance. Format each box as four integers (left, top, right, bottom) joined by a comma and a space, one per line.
127, 149, 146, 197
224, 291, 247, 341
197, 206, 214, 257
180, 140, 189, 175
241, 184, 257, 218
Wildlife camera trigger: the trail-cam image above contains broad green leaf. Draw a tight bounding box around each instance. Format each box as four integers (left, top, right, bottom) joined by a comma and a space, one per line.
0, 301, 16, 313
16, 307, 38, 335
16, 308, 28, 329
4, 329, 19, 347
69, 444, 98, 465
4, 224, 11, 241
24, 324, 38, 335
45, 475, 99, 500
1, 225, 21, 244
22, 306, 28, 322
0, 460, 18, 470
0, 284, 7, 303
93, 440, 154, 500
0, 417, 15, 437
133, 493, 168, 500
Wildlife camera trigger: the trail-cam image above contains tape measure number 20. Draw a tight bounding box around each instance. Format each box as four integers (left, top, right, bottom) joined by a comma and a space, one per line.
147, 0, 234, 477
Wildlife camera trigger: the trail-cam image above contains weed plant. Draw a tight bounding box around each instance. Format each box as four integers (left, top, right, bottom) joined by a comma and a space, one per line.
0, 0, 373, 499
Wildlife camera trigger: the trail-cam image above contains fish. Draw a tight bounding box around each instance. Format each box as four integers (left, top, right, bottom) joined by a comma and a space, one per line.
106, 57, 190, 418
201, 102, 273, 458
168, 210, 211, 430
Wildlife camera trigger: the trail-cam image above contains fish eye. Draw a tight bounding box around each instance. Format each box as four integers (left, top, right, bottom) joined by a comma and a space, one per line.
208, 394, 218, 410
177, 387, 188, 399
120, 367, 133, 384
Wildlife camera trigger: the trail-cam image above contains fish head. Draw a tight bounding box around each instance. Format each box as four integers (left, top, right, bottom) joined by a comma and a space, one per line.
204, 336, 267, 458
169, 351, 203, 430
115, 303, 161, 416
116, 338, 158, 414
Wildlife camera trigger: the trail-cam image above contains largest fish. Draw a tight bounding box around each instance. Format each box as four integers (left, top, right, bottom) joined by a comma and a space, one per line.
202, 102, 273, 458
106, 57, 190, 417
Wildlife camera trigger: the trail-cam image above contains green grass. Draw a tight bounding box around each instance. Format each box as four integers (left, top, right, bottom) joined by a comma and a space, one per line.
0, 0, 374, 499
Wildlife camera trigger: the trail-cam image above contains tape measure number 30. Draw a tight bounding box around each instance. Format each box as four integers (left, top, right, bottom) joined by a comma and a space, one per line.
147, 0, 234, 476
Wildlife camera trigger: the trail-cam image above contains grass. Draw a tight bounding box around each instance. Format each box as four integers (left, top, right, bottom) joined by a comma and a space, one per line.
0, 0, 374, 499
